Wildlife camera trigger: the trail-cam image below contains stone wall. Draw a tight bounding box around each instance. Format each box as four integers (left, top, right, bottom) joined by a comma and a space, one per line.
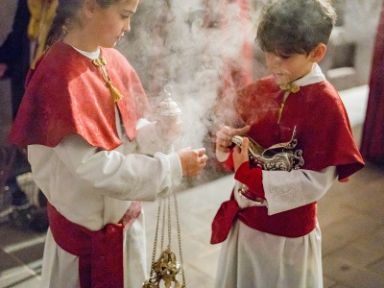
322, 0, 382, 90
251, 0, 382, 90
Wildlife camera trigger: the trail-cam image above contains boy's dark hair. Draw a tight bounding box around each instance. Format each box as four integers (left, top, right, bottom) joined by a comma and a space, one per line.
256, 0, 337, 55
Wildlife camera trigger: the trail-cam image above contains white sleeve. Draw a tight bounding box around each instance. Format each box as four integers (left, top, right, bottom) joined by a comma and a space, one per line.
216, 150, 230, 162
263, 166, 337, 215
52, 134, 182, 201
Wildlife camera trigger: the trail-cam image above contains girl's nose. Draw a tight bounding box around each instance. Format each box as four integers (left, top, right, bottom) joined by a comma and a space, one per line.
123, 21, 131, 33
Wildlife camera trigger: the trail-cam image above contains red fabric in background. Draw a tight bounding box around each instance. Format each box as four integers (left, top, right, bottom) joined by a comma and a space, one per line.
361, 1, 384, 164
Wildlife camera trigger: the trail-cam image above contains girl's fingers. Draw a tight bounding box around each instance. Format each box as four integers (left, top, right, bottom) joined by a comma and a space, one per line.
196, 148, 206, 156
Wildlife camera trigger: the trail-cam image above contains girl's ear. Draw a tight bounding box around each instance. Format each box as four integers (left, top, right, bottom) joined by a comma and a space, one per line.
310, 43, 327, 63
83, 0, 97, 18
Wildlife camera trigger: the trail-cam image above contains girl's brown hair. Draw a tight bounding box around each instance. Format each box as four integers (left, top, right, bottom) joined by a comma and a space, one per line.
46, 0, 122, 46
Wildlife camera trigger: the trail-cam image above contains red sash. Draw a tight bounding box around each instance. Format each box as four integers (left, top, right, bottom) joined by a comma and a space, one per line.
211, 162, 316, 244
211, 193, 316, 244
47, 202, 141, 288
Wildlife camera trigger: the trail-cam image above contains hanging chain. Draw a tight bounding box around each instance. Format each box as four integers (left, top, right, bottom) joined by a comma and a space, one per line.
161, 198, 166, 252
167, 194, 172, 249
142, 188, 186, 288
173, 191, 186, 285
148, 198, 162, 280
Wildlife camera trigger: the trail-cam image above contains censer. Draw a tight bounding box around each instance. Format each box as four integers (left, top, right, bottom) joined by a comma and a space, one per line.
143, 89, 186, 288
231, 127, 305, 171
142, 191, 186, 288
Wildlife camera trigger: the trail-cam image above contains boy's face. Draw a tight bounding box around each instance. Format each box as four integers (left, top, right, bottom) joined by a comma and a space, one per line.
264, 52, 315, 86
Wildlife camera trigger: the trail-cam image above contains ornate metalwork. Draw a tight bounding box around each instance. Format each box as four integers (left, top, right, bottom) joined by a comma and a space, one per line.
231, 128, 304, 171
143, 247, 184, 288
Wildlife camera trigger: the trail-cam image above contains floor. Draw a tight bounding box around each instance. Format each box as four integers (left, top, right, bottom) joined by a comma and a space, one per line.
1, 85, 384, 288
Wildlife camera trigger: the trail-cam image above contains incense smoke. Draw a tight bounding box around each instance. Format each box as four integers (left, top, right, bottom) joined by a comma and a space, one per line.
118, 0, 254, 151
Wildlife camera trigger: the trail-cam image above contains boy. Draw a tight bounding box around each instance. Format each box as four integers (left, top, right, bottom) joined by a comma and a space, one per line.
210, 0, 365, 287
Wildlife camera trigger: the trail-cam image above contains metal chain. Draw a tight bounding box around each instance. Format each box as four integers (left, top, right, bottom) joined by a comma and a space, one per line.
160, 198, 166, 251
173, 190, 186, 285
167, 192, 172, 249
149, 198, 162, 277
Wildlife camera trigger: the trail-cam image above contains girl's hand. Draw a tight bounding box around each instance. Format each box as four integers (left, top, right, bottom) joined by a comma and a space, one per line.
178, 147, 207, 177
216, 125, 250, 153
233, 137, 249, 171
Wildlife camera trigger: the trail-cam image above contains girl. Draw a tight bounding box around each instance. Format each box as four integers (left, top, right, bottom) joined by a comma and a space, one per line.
9, 0, 207, 287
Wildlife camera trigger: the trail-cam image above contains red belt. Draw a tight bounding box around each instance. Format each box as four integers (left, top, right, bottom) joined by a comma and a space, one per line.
211, 192, 316, 244
47, 201, 141, 288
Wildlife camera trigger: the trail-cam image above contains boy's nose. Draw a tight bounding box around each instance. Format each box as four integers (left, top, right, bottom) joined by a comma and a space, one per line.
268, 54, 282, 65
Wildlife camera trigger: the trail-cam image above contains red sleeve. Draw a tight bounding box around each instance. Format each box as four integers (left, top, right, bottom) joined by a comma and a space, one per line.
234, 162, 265, 199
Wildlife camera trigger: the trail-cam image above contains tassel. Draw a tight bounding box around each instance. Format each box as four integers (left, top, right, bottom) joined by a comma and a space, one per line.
279, 82, 300, 93
106, 81, 123, 102
92, 57, 123, 102
92, 58, 103, 67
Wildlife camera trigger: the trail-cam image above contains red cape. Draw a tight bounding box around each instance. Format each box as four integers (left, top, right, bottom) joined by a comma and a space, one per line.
236, 76, 365, 180
9, 41, 148, 150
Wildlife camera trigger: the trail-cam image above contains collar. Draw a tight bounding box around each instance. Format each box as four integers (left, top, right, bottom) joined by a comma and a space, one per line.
293, 63, 325, 87
279, 64, 325, 94
71, 46, 101, 60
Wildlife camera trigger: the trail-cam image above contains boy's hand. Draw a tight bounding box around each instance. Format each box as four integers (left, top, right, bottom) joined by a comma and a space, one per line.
216, 125, 250, 153
233, 137, 249, 171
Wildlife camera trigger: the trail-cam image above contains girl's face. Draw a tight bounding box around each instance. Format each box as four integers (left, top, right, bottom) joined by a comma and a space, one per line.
264, 51, 315, 86
90, 0, 140, 47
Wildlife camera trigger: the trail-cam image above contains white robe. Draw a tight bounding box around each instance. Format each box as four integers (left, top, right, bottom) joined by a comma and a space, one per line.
29, 118, 181, 288
215, 167, 336, 288
215, 64, 337, 288
28, 48, 182, 288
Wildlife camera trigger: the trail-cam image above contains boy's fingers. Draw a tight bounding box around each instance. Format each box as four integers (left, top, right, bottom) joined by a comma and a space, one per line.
241, 137, 249, 156
234, 125, 250, 136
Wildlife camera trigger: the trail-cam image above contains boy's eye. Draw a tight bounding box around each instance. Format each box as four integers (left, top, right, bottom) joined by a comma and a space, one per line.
121, 14, 131, 20
279, 54, 291, 59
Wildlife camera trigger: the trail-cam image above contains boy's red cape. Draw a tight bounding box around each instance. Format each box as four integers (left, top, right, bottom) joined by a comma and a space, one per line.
236, 77, 364, 180
9, 41, 148, 150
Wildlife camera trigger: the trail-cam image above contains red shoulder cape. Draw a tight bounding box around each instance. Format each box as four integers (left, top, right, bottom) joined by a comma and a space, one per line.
9, 41, 148, 150
236, 76, 365, 180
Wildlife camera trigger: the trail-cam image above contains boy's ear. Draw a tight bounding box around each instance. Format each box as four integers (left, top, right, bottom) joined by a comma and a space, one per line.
310, 43, 327, 62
